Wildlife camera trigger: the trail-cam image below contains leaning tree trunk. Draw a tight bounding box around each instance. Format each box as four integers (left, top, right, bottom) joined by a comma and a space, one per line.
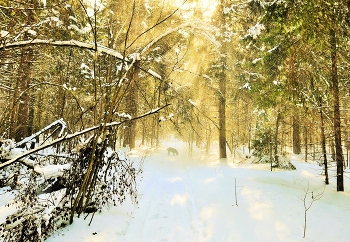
330, 28, 344, 191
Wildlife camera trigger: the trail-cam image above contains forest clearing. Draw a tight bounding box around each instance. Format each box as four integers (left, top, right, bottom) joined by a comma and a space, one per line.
1, 0, 350, 241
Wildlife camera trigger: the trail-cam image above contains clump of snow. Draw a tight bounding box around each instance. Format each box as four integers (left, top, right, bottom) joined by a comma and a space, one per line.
128, 53, 141, 61
252, 58, 262, 64
247, 22, 265, 39
80, 63, 89, 69
68, 24, 91, 34
148, 69, 162, 79
253, 109, 266, 116
34, 164, 71, 179
80, 62, 92, 78
27, 29, 37, 36
202, 74, 213, 82
188, 99, 196, 106
0, 30, 9, 38
68, 16, 77, 22
0, 139, 25, 160
267, 45, 279, 53
241, 82, 251, 90
117, 112, 132, 119
50, 16, 60, 23
223, 5, 236, 14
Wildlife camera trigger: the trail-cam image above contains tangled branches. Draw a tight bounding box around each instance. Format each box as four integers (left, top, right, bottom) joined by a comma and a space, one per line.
0, 137, 142, 241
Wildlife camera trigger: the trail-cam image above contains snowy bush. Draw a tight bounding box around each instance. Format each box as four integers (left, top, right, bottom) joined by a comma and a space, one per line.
0, 200, 71, 242
66, 139, 140, 217
252, 129, 295, 170
252, 155, 296, 170
0, 136, 142, 241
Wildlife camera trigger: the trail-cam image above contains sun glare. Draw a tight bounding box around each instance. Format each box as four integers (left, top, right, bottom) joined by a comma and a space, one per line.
198, 0, 218, 18
173, 0, 218, 19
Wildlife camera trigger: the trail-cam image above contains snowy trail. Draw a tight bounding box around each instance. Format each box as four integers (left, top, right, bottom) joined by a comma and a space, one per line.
45, 144, 350, 242
122, 149, 204, 242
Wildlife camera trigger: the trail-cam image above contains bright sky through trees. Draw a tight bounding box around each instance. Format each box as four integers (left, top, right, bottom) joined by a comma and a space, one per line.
84, 0, 218, 18
172, 0, 218, 18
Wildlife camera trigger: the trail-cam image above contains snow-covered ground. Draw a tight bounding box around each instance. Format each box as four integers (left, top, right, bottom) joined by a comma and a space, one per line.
3, 140, 350, 241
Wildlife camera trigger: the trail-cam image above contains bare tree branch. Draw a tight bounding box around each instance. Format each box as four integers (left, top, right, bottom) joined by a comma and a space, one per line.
140, 20, 220, 55
126, 0, 188, 50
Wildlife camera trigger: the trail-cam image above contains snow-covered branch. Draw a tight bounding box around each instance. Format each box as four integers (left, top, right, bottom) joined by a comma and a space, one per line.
0, 39, 162, 80
0, 104, 170, 169
0, 39, 124, 60
16, 118, 66, 147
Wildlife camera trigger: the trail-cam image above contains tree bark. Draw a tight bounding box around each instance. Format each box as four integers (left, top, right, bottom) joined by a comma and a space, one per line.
330, 28, 344, 191
304, 126, 308, 162
123, 61, 140, 150
274, 110, 281, 166
293, 115, 301, 154
218, 0, 227, 159
319, 104, 329, 184
219, 70, 227, 159
14, 47, 34, 142
13, 1, 38, 141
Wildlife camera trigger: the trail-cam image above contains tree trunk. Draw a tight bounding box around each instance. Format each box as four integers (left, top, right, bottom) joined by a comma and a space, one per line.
206, 124, 211, 154
219, 72, 227, 159
330, 28, 344, 191
12, 1, 38, 142
13, 44, 34, 142
319, 104, 329, 184
304, 126, 308, 162
57, 75, 66, 119
289, 45, 301, 155
155, 84, 161, 148
293, 115, 301, 154
216, 0, 227, 159
273, 110, 281, 166
27, 94, 35, 137
123, 61, 139, 150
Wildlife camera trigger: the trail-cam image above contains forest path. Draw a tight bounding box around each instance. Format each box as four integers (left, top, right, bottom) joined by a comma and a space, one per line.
121, 146, 204, 242
45, 145, 350, 242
